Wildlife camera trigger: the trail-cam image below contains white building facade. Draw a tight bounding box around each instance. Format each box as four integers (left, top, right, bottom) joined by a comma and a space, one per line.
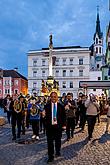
28, 46, 91, 98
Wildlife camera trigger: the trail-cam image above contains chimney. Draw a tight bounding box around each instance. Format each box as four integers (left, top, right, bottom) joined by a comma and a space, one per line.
14, 67, 18, 72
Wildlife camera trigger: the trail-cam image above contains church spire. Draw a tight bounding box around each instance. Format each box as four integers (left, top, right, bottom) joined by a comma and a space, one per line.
94, 6, 103, 40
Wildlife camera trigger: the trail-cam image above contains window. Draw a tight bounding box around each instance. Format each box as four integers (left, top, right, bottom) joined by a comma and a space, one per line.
0, 90, 2, 94
99, 40, 102, 44
70, 58, 73, 65
0, 80, 2, 85
42, 70, 45, 77
62, 82, 66, 88
98, 77, 101, 80
99, 47, 101, 54
5, 80, 10, 85
15, 90, 18, 94
42, 59, 46, 66
70, 70, 73, 77
33, 71, 37, 77
97, 64, 99, 69
63, 70, 66, 77
79, 70, 83, 76
70, 82, 73, 88
5, 89, 10, 94
5, 89, 7, 94
63, 58, 66, 65
55, 58, 59, 66
79, 58, 83, 65
96, 47, 98, 53
104, 76, 108, 80
96, 38, 98, 44
55, 70, 59, 77
14, 80, 18, 86
33, 60, 37, 66
93, 89, 96, 91
33, 82, 37, 88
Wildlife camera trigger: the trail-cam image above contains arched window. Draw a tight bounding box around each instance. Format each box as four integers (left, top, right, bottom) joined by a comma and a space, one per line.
96, 38, 98, 44
96, 47, 98, 53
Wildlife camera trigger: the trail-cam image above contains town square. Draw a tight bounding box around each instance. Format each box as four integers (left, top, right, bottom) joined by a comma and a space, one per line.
0, 0, 110, 165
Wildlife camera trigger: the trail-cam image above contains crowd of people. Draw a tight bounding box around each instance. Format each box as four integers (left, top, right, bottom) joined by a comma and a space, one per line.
1, 92, 110, 163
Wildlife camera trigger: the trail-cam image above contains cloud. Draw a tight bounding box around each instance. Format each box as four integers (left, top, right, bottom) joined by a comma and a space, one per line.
0, 0, 109, 76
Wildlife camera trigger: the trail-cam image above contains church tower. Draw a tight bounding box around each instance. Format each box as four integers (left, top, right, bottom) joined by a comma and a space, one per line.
90, 7, 104, 71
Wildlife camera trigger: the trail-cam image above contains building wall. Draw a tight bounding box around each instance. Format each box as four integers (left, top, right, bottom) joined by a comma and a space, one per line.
87, 71, 103, 96
20, 78, 28, 95
28, 48, 91, 98
0, 77, 28, 98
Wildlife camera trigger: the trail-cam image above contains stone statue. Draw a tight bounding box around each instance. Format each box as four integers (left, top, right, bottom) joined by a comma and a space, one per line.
49, 34, 53, 49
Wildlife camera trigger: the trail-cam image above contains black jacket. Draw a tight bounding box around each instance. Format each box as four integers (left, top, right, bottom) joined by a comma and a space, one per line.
44, 102, 66, 129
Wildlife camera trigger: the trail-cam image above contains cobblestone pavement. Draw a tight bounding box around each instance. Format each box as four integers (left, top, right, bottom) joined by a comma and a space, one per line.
0, 116, 110, 165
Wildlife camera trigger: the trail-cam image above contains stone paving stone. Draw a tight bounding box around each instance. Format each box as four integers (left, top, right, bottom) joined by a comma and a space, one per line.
0, 115, 110, 165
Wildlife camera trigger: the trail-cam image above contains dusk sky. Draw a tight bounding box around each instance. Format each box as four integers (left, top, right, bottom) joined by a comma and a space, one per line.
0, 0, 109, 77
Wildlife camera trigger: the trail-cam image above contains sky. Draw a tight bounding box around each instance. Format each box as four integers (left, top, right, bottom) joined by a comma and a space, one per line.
0, 0, 109, 77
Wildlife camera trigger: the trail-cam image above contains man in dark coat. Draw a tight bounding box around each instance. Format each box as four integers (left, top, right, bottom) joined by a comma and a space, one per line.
64, 92, 76, 141
44, 91, 66, 163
